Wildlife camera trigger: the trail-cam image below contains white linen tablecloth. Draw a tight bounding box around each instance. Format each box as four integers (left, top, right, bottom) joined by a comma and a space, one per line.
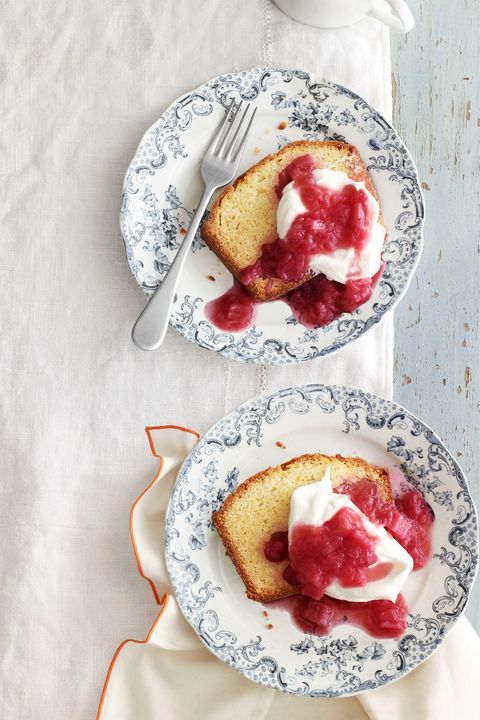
1, 1, 419, 718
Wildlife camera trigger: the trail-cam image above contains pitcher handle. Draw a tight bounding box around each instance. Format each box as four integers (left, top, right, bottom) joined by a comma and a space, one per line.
369, 0, 415, 33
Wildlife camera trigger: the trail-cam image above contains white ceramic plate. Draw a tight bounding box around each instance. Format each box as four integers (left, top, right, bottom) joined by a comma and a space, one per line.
165, 384, 478, 697
121, 68, 424, 364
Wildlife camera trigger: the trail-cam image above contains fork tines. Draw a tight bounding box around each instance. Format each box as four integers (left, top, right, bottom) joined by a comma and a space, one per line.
212, 100, 257, 162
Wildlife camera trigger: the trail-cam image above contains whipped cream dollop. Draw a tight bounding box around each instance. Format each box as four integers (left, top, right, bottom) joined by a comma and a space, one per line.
288, 468, 413, 602
276, 169, 386, 284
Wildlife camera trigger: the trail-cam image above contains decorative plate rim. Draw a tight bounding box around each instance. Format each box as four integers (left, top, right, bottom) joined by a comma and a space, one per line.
165, 383, 478, 697
120, 67, 425, 365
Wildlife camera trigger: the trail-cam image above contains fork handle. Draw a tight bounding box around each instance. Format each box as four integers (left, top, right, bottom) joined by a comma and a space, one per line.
131, 185, 214, 351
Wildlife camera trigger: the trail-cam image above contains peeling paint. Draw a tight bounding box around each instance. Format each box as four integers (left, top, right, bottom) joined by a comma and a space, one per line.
390, 3, 479, 628
465, 366, 472, 387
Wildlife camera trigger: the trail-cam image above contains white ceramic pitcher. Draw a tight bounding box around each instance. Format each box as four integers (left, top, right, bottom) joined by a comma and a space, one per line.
273, 0, 415, 32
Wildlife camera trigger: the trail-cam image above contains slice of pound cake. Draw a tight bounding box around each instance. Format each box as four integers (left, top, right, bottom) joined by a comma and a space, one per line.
201, 140, 384, 301
212, 453, 393, 603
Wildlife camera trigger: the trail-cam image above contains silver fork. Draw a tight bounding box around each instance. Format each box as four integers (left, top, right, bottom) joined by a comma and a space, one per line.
131, 99, 257, 351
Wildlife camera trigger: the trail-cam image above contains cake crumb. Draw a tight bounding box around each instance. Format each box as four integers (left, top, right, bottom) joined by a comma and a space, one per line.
277, 121, 288, 130
276, 440, 287, 449
262, 610, 269, 618
207, 274, 216, 282
254, 146, 261, 155
179, 227, 186, 235
266, 624, 273, 630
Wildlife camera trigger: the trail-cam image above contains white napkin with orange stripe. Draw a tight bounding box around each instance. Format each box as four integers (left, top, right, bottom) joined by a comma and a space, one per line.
97, 426, 480, 720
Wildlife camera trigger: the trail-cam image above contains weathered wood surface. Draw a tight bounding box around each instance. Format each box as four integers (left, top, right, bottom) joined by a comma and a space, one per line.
391, 0, 479, 630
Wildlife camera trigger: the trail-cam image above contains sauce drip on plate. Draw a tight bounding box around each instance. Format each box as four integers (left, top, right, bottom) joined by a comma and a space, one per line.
205, 280, 256, 332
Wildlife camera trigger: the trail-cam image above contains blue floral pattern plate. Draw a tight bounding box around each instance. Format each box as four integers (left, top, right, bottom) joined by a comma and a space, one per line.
121, 68, 424, 364
165, 384, 478, 697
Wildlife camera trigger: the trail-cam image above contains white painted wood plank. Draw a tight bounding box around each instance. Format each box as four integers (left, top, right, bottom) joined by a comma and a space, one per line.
391, 0, 480, 630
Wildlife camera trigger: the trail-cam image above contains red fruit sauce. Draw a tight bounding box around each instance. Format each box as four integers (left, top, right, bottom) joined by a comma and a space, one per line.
241, 154, 376, 285
264, 531, 289, 563
338, 479, 434, 570
205, 154, 383, 333
285, 271, 378, 329
286, 508, 381, 600
204, 280, 256, 332
263, 479, 434, 639
270, 593, 409, 640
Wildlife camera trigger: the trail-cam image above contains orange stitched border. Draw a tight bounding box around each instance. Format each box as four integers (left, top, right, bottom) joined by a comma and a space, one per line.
97, 425, 200, 720
96, 593, 170, 720
130, 425, 200, 604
